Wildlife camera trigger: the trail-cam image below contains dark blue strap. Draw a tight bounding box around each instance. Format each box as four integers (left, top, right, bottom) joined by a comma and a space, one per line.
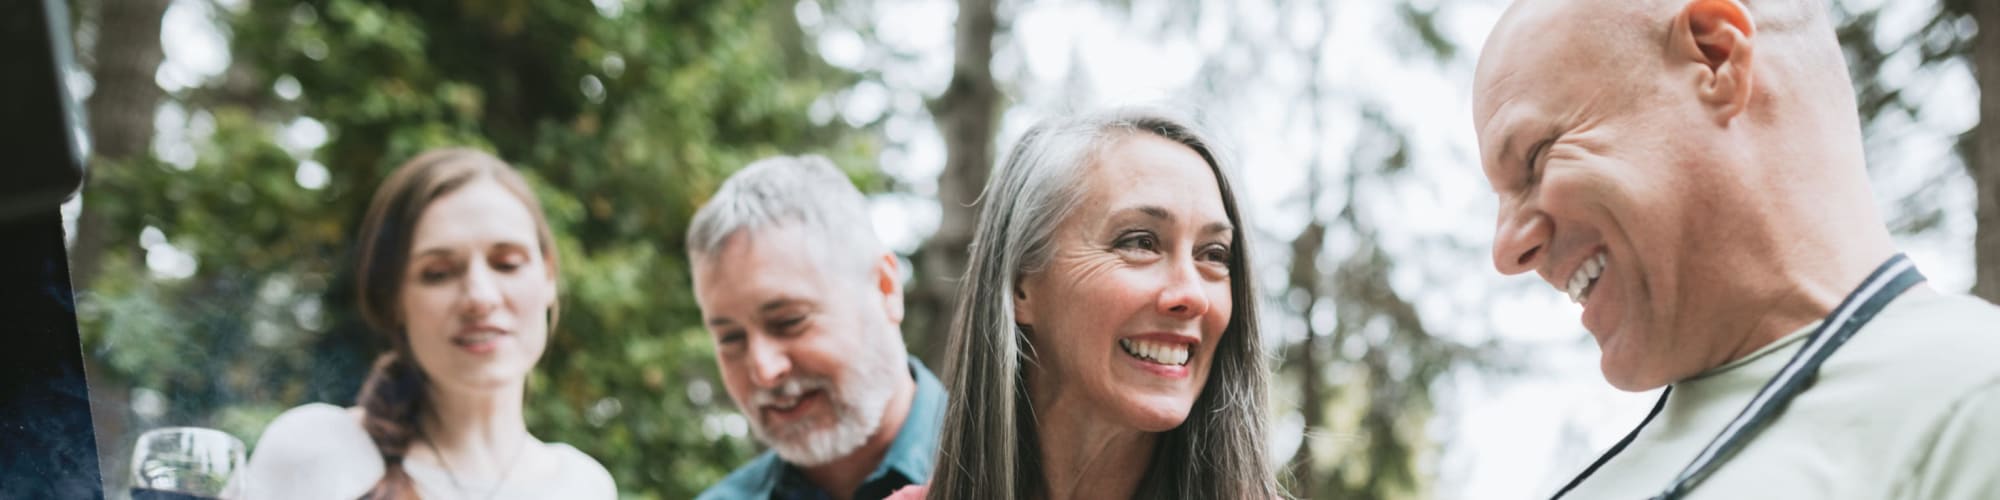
1548, 387, 1670, 500
1552, 254, 1925, 500
1652, 254, 1924, 499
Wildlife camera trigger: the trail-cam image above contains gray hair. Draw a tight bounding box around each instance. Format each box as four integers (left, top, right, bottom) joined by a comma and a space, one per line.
685, 155, 883, 282
927, 107, 1279, 499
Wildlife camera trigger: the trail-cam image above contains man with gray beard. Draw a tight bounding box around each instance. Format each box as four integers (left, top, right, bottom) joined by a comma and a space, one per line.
688, 156, 946, 500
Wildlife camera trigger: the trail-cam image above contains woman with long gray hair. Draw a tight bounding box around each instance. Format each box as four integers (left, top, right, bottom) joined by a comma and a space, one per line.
895, 107, 1278, 499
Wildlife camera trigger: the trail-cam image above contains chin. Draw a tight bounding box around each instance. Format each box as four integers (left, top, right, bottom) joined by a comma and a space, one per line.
1115, 394, 1198, 432
1596, 324, 1680, 392
1599, 353, 1671, 392
452, 368, 529, 391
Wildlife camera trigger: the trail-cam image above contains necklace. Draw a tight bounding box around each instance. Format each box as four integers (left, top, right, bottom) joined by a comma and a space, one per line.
422, 433, 532, 500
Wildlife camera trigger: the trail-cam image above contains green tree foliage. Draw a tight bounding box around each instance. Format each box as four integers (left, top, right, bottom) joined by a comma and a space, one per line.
80, 0, 873, 497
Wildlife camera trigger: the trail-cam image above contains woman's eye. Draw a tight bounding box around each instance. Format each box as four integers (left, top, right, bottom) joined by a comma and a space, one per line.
491, 257, 523, 273
418, 268, 453, 283
1201, 245, 1233, 263
1115, 231, 1160, 252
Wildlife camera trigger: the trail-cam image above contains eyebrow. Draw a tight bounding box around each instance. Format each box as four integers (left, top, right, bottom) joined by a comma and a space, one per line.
410, 240, 532, 259
411, 249, 454, 262
1124, 205, 1234, 236
1496, 130, 1525, 173
1515, 120, 1561, 164
705, 297, 804, 327
1491, 113, 1536, 170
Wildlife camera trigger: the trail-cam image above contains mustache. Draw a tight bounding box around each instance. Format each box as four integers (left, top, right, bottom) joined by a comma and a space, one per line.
749, 374, 833, 407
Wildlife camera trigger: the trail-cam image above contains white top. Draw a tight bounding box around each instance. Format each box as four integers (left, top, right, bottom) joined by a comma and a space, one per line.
240, 403, 616, 500
1563, 292, 2000, 499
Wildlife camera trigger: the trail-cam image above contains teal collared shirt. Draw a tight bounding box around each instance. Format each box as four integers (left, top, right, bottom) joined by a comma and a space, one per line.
697, 358, 946, 500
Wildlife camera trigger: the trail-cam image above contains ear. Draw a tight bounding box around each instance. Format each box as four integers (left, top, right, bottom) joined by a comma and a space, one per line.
1011, 275, 1036, 326
1674, 0, 1756, 124
540, 256, 561, 305
874, 252, 906, 325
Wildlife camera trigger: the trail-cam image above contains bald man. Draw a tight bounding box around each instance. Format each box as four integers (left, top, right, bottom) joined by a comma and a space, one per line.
1473, 0, 2000, 498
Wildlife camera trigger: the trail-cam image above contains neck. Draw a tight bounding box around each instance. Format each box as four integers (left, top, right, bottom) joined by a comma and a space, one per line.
421, 380, 534, 478
1029, 388, 1157, 500
800, 369, 917, 500
1709, 136, 1899, 370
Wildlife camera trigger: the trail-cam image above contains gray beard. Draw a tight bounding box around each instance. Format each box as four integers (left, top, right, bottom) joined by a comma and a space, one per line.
753, 341, 904, 466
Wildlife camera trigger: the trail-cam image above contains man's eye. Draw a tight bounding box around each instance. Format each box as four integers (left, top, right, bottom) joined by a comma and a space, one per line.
1525, 139, 1552, 185
772, 316, 807, 333
718, 331, 747, 345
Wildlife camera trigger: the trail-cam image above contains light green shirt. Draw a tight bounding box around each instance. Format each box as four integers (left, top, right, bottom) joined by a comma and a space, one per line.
1563, 291, 2000, 499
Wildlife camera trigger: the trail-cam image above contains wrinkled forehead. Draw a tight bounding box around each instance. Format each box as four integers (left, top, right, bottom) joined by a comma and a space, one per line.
1474, 0, 1576, 125
1474, 0, 1656, 147
1473, 18, 1555, 176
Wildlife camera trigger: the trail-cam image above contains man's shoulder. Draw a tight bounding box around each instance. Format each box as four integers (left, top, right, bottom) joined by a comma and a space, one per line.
1863, 293, 2000, 372
1822, 292, 2000, 413
696, 450, 784, 500
1891, 292, 2000, 328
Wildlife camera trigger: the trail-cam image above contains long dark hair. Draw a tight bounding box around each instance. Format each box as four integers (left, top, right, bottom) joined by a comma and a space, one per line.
350, 148, 560, 498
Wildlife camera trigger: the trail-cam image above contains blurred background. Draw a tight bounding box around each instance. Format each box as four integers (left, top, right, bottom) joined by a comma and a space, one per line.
57, 0, 1993, 498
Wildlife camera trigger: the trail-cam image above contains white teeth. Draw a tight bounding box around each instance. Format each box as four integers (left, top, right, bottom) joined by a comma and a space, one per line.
1566, 251, 1608, 304
1119, 338, 1191, 366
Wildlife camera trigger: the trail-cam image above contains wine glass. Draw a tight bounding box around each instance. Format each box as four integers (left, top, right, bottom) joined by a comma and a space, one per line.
129, 427, 245, 500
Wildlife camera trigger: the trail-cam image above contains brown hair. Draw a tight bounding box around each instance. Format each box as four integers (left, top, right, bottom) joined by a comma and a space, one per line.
350, 148, 560, 498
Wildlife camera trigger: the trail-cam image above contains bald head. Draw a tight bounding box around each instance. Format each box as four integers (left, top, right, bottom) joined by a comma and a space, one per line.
1476, 0, 1844, 130
1470, 0, 1898, 391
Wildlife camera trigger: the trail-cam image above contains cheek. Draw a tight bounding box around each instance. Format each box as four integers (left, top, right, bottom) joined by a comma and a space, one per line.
1536, 166, 1604, 220
784, 342, 839, 379
1062, 273, 1152, 337
504, 273, 557, 316
718, 362, 755, 402
1204, 284, 1232, 337
399, 288, 452, 338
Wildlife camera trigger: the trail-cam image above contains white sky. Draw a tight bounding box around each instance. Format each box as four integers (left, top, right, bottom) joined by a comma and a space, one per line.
131, 0, 1979, 498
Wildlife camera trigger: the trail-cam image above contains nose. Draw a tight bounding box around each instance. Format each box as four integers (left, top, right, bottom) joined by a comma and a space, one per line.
1156, 257, 1212, 320
459, 262, 502, 317
1492, 201, 1550, 276
744, 337, 791, 389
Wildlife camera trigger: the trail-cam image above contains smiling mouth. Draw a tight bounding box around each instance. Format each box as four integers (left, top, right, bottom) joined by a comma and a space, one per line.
1119, 338, 1191, 366
760, 389, 825, 420
1566, 251, 1607, 304
452, 330, 504, 347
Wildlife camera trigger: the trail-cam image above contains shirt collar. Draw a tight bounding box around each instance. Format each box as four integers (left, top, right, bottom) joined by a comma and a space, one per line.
866, 357, 946, 483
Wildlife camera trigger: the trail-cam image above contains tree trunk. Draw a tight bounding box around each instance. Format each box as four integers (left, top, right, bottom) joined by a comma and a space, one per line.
71, 0, 169, 292
1974, 0, 2000, 303
1286, 221, 1327, 497
74, 0, 170, 493
1292, 304, 1325, 499
913, 0, 1001, 363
